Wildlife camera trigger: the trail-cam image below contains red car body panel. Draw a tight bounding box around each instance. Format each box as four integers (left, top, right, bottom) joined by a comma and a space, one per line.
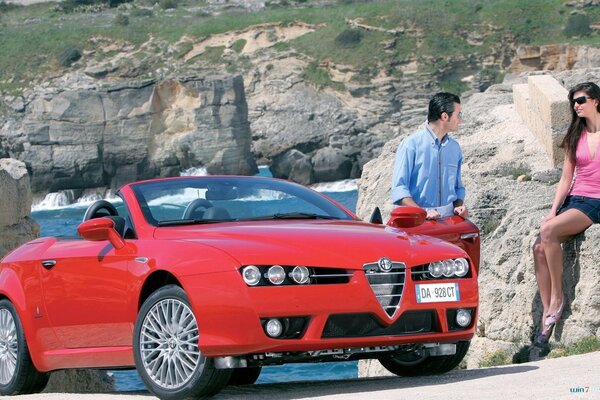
0, 176, 480, 373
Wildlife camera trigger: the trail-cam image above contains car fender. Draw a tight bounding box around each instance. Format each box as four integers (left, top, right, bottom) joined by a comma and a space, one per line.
0, 265, 49, 370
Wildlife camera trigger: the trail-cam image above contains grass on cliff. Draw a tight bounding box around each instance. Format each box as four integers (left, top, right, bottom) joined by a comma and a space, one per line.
0, 0, 598, 94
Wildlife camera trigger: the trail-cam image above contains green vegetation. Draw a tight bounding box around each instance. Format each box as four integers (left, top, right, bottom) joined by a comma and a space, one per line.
231, 39, 247, 53
497, 162, 532, 179
564, 13, 592, 38
0, 0, 598, 94
479, 349, 512, 368
302, 61, 345, 91
548, 336, 600, 358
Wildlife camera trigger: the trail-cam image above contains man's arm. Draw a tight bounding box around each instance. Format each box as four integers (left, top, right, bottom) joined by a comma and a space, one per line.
453, 150, 468, 217
391, 139, 414, 205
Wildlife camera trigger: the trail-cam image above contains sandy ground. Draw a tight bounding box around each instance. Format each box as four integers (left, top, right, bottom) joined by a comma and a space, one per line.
11, 351, 600, 400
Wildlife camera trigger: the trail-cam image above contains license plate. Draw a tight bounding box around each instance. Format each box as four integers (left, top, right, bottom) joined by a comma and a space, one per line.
416, 283, 460, 303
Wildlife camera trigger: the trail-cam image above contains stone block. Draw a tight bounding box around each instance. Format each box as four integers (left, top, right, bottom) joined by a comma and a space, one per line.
513, 76, 570, 166
528, 75, 570, 131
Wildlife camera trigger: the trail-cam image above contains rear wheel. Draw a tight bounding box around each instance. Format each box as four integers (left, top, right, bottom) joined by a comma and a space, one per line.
0, 300, 49, 395
379, 341, 470, 377
133, 285, 231, 399
228, 366, 261, 386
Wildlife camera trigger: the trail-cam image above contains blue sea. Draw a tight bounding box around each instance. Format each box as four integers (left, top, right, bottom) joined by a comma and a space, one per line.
30, 167, 359, 391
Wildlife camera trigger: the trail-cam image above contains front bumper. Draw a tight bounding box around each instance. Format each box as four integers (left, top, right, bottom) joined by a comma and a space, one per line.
183, 267, 478, 358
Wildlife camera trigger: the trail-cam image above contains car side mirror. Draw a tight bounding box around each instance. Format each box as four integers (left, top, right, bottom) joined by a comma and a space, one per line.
387, 206, 427, 228
78, 217, 126, 249
369, 207, 383, 224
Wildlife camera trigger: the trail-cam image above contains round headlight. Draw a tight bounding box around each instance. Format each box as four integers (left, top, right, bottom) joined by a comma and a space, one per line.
456, 309, 472, 327
454, 258, 469, 277
265, 319, 283, 338
291, 266, 310, 284
242, 265, 261, 286
267, 265, 286, 285
428, 261, 443, 278
442, 259, 454, 277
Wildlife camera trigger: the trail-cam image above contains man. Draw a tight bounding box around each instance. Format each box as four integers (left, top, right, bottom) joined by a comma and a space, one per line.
391, 92, 468, 220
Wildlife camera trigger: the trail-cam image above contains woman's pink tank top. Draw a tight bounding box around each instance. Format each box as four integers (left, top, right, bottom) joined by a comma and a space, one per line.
570, 130, 600, 198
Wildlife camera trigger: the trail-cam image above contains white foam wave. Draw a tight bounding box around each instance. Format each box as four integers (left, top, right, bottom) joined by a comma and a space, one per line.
310, 179, 358, 193
32, 190, 120, 212
180, 166, 209, 176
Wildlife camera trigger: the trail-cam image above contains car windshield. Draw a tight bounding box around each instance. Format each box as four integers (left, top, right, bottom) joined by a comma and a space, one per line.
130, 177, 354, 226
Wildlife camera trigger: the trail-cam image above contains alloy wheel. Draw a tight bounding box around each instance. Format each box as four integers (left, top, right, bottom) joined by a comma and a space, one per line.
139, 298, 203, 389
0, 309, 17, 385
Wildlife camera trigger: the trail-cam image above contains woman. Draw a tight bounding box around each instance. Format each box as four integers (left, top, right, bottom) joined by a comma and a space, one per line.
533, 81, 600, 344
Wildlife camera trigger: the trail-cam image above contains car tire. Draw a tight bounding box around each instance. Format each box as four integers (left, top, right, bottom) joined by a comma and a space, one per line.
0, 299, 49, 395
228, 366, 261, 386
133, 285, 232, 399
378, 341, 470, 377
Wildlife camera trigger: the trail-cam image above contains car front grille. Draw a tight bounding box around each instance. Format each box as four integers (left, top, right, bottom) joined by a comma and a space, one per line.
363, 260, 406, 317
321, 311, 435, 338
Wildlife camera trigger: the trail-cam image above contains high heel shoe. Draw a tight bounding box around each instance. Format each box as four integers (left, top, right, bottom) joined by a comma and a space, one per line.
535, 324, 554, 344
544, 297, 566, 327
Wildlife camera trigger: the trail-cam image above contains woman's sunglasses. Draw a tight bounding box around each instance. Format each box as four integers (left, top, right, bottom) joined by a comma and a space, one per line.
571, 96, 592, 105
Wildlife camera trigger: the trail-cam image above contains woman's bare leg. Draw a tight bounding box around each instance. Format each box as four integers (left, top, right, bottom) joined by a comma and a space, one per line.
532, 236, 551, 322
539, 209, 592, 315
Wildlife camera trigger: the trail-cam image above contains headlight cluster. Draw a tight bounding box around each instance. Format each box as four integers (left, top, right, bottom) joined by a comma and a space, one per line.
428, 258, 469, 278
241, 265, 311, 286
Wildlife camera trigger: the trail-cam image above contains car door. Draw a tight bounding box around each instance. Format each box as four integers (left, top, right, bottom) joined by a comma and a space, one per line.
38, 237, 135, 348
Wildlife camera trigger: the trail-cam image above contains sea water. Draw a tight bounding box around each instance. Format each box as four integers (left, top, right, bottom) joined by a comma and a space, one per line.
30, 167, 360, 390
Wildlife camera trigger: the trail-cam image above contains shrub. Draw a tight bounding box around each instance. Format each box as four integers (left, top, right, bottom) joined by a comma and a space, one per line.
334, 29, 362, 48
58, 48, 82, 67
108, 0, 132, 7
231, 39, 247, 53
564, 13, 591, 38
130, 7, 153, 17
159, 0, 177, 10
0, 1, 22, 12
479, 349, 512, 368
114, 13, 129, 26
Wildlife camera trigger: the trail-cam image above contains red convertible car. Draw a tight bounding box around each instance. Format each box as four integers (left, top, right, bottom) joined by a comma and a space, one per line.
0, 176, 479, 399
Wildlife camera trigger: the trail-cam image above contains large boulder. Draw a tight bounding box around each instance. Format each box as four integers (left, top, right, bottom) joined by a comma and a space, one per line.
356, 70, 600, 373
0, 158, 38, 258
2, 76, 257, 194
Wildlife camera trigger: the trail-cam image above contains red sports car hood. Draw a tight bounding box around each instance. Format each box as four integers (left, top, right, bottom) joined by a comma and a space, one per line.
153, 220, 466, 269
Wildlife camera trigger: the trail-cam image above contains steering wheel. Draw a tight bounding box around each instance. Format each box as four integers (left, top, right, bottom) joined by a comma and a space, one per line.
83, 200, 119, 222
183, 198, 213, 219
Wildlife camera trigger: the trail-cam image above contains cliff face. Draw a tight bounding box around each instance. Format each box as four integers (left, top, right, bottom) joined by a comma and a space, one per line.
1, 76, 257, 194
356, 68, 600, 369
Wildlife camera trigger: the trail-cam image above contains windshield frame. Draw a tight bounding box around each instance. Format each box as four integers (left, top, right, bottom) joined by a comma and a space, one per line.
130, 176, 356, 227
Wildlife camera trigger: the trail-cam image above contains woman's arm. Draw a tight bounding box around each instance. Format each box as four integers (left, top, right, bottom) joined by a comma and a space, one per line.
548, 154, 576, 216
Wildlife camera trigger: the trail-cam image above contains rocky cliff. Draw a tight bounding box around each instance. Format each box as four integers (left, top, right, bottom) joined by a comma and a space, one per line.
356, 67, 600, 370
1, 75, 257, 194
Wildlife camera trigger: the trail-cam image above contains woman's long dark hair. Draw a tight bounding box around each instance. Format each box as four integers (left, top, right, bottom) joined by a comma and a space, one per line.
561, 82, 600, 163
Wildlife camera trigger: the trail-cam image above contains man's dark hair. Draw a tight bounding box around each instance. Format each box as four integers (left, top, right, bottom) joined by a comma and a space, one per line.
428, 92, 461, 122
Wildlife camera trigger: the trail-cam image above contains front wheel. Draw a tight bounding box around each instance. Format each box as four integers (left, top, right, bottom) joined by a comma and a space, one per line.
378, 341, 470, 377
133, 285, 231, 399
0, 300, 49, 395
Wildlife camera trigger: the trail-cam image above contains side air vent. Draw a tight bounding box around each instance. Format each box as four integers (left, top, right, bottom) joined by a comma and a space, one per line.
363, 259, 406, 317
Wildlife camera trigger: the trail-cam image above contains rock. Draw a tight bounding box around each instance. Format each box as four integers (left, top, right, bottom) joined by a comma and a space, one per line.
271, 149, 313, 185
3, 76, 258, 194
311, 147, 353, 182
44, 369, 115, 393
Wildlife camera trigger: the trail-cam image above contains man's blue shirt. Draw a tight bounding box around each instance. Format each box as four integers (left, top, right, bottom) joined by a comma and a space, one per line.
391, 124, 465, 207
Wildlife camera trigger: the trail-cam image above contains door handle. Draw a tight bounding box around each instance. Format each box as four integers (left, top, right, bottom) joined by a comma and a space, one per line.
41, 260, 57, 269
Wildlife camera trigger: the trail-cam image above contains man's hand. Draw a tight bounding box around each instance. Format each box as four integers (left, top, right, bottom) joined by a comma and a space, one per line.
454, 205, 468, 218
426, 209, 441, 220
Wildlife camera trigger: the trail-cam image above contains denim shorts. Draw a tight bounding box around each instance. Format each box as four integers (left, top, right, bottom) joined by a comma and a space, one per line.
557, 195, 600, 224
